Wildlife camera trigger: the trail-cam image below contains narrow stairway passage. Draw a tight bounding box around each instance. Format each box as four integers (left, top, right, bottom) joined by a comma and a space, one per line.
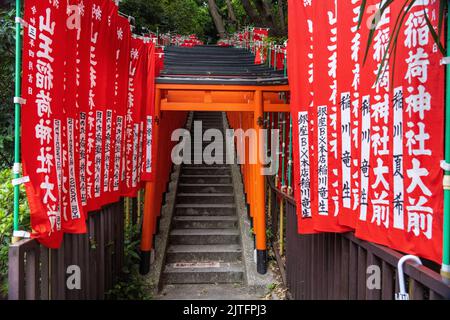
162, 112, 245, 285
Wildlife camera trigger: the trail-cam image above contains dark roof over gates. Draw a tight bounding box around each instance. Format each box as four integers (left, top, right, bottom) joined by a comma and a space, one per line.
156, 45, 288, 86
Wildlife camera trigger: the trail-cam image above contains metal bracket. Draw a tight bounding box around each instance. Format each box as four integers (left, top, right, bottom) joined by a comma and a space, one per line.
15, 17, 28, 28
13, 97, 26, 105
12, 176, 30, 187
441, 57, 450, 65
13, 230, 31, 239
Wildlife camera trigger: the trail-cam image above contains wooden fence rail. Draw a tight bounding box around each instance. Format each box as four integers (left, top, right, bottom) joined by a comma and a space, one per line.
8, 199, 130, 300
267, 180, 450, 300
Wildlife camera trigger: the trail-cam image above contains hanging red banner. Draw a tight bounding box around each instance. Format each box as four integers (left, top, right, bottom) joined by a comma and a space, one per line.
289, 0, 445, 263
122, 37, 148, 197
288, 0, 316, 234
109, 15, 131, 202
99, 4, 119, 206
355, 1, 393, 246
60, 0, 90, 233
84, 0, 112, 211
311, 0, 350, 233
387, 1, 444, 263
21, 0, 67, 248
141, 41, 156, 182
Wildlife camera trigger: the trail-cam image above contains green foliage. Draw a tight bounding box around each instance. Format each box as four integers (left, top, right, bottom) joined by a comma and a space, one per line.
0, 169, 30, 298
120, 0, 215, 41
0, 7, 15, 169
106, 224, 151, 300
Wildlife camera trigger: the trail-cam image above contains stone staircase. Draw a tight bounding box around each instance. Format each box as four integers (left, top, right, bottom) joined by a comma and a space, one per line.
162, 112, 245, 285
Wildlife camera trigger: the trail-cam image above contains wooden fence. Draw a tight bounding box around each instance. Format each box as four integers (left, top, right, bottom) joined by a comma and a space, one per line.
8, 199, 136, 300
267, 179, 450, 300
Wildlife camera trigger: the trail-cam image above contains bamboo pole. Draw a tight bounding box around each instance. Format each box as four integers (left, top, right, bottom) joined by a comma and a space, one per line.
12, 0, 22, 243
442, 10, 450, 282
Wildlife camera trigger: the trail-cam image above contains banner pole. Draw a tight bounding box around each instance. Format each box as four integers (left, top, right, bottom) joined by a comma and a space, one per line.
12, 0, 22, 243
442, 6, 450, 282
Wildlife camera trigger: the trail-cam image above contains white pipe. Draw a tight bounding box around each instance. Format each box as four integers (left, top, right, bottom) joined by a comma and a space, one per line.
396, 255, 422, 300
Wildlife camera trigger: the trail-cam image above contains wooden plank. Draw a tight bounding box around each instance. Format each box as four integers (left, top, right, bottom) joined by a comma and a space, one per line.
98, 209, 106, 299
429, 290, 444, 300
348, 240, 358, 300
366, 252, 381, 300
8, 242, 25, 300
89, 214, 98, 300
320, 233, 326, 300
357, 246, 367, 300
40, 246, 50, 300
334, 234, 342, 300
340, 236, 350, 300
25, 248, 40, 300
327, 234, 334, 300
381, 261, 394, 300
409, 279, 426, 300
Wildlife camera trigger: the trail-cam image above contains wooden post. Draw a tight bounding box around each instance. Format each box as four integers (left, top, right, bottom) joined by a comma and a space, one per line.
254, 90, 267, 274
140, 88, 161, 275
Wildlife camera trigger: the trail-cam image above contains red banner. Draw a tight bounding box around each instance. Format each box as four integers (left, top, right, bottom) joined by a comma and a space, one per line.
141, 42, 156, 182
61, 0, 90, 234
110, 15, 131, 202
122, 38, 148, 197
21, 1, 67, 247
288, 0, 315, 234
289, 0, 445, 263
386, 2, 444, 262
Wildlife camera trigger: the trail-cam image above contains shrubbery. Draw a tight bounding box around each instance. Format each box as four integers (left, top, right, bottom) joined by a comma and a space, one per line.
0, 169, 29, 298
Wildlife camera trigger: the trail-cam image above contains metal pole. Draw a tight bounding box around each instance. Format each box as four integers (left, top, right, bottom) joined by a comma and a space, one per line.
442, 6, 450, 282
13, 0, 22, 241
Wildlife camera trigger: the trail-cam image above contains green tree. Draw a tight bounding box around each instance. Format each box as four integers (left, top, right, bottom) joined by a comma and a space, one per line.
0, 6, 15, 169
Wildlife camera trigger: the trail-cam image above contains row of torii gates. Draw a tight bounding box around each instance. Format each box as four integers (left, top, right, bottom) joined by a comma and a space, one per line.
139, 45, 290, 274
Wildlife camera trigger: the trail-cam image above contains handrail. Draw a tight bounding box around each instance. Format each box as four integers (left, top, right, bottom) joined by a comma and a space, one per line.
268, 176, 450, 299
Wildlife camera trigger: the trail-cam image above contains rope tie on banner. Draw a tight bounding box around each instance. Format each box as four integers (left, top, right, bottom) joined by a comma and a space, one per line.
440, 56, 450, 65
13, 97, 26, 105
13, 230, 31, 239
441, 161, 450, 190
11, 162, 29, 188
15, 17, 28, 28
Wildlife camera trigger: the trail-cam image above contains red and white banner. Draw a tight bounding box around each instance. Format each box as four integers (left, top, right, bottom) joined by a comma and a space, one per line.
288, 0, 316, 234
122, 37, 148, 197
289, 0, 445, 263
20, 1, 156, 248
21, 0, 67, 248
141, 41, 156, 182
110, 15, 131, 202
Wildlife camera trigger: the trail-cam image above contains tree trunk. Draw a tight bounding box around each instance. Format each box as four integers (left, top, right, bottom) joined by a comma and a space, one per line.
240, 0, 262, 25
261, 0, 277, 27
226, 0, 237, 23
277, 0, 286, 34
207, 0, 226, 38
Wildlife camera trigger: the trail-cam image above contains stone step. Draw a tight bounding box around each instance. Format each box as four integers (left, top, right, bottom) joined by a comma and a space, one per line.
163, 262, 244, 284
182, 168, 230, 176
172, 215, 238, 229
175, 204, 236, 216
180, 175, 232, 184
166, 244, 242, 263
178, 183, 233, 194
177, 193, 234, 205
170, 229, 240, 245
